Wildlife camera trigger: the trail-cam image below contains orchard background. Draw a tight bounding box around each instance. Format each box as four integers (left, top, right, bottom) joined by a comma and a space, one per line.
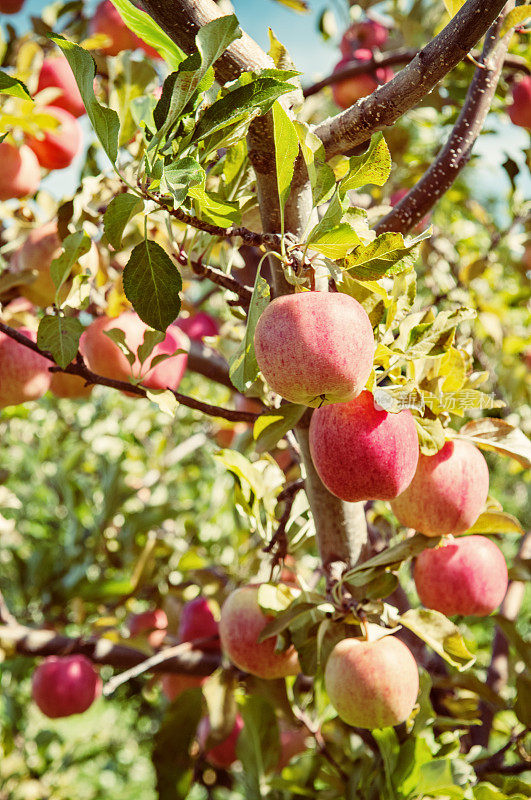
0, 0, 530, 798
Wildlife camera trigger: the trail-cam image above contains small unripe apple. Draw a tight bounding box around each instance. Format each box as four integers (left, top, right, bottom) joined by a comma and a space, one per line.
219, 585, 300, 679
161, 673, 205, 701
37, 56, 85, 118
0, 0, 25, 12
25, 106, 82, 170
92, 0, 160, 59
390, 440, 489, 536
0, 142, 40, 201
175, 312, 219, 341
81, 311, 188, 392
178, 597, 220, 651
32, 655, 102, 718
332, 50, 393, 109
325, 636, 419, 729
128, 608, 168, 648
0, 328, 51, 408
340, 20, 388, 57
414, 535, 508, 616
507, 76, 531, 129
309, 390, 419, 502
254, 291, 375, 407
198, 713, 244, 768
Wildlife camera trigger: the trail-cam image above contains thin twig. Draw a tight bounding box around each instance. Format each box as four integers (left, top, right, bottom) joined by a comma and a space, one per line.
175, 249, 253, 307
264, 480, 305, 559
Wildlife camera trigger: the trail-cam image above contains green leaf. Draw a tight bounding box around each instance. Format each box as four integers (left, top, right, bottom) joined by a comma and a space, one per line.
236, 694, 280, 795
464, 510, 523, 536
340, 133, 392, 194
37, 315, 84, 369
309, 223, 362, 259
49, 231, 91, 298
272, 0, 310, 11
399, 609, 476, 670
257, 602, 317, 641
189, 187, 241, 226
372, 728, 399, 797
514, 669, 531, 728
103, 327, 135, 367
257, 583, 298, 614
0, 71, 31, 99
229, 270, 270, 393
272, 100, 299, 228
345, 231, 425, 280
343, 533, 440, 582
405, 309, 475, 359
494, 616, 530, 663
112, 55, 158, 146
474, 782, 528, 800
163, 157, 204, 208
50, 36, 119, 165
413, 757, 470, 799
109, 0, 186, 68
253, 403, 305, 452
456, 418, 531, 469
293, 120, 335, 205
123, 240, 182, 332
104, 193, 144, 251
137, 330, 165, 366
499, 6, 531, 37
152, 687, 203, 800
414, 417, 446, 456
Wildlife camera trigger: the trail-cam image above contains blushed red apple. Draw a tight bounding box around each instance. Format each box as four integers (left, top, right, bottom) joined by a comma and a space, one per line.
128, 608, 168, 649
340, 19, 388, 56
254, 291, 375, 406
92, 0, 160, 59
178, 596, 220, 651
197, 713, 244, 768
175, 312, 219, 341
309, 390, 419, 502
161, 673, 205, 701
219, 585, 300, 679
507, 76, 531, 130
390, 440, 489, 536
414, 535, 508, 616
37, 56, 85, 118
324, 636, 419, 729
0, 328, 51, 408
25, 106, 82, 170
0, 142, 40, 201
32, 655, 102, 718
332, 50, 393, 109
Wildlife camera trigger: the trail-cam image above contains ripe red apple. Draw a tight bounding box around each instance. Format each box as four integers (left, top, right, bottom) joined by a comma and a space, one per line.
25, 106, 82, 170
340, 19, 388, 56
332, 50, 393, 109
128, 608, 168, 649
324, 636, 419, 729
219, 585, 300, 679
161, 673, 205, 701
507, 76, 531, 129
178, 596, 220, 651
254, 291, 375, 406
50, 371, 93, 399
309, 390, 419, 502
81, 311, 188, 392
414, 535, 508, 616
197, 713, 244, 768
0, 0, 25, 12
277, 723, 308, 770
92, 0, 160, 59
390, 440, 489, 536
175, 312, 219, 341
0, 142, 40, 201
32, 655, 102, 718
37, 56, 85, 118
0, 328, 51, 408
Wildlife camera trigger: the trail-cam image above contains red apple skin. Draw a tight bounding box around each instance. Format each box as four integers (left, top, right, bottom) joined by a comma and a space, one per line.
92, 0, 160, 59
178, 597, 220, 651
324, 636, 419, 729
175, 312, 220, 341
390, 440, 489, 536
0, 328, 51, 408
254, 291, 375, 407
81, 312, 188, 392
198, 714, 244, 768
0, 143, 40, 201
309, 390, 419, 502
50, 371, 93, 399
25, 106, 82, 170
0, 0, 25, 12
332, 50, 393, 109
508, 76, 531, 129
340, 20, 388, 57
414, 535, 508, 616
277, 724, 308, 770
37, 56, 85, 118
32, 655, 102, 718
128, 608, 168, 649
219, 585, 300, 680
161, 673, 205, 701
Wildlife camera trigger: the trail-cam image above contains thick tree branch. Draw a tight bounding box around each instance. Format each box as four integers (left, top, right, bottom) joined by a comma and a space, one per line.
376, 1, 516, 234
314, 0, 509, 159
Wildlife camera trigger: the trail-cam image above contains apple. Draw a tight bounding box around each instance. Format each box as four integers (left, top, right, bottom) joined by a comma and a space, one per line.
324, 636, 419, 729
309, 390, 419, 502
390, 440, 489, 536
32, 655, 102, 718
128, 608, 168, 649
0, 142, 40, 201
332, 50, 393, 109
197, 713, 244, 768
161, 673, 205, 701
254, 291, 375, 406
92, 0, 160, 59
50, 371, 93, 399
340, 19, 388, 56
25, 106, 82, 170
414, 535, 508, 616
507, 76, 531, 129
0, 0, 25, 12
37, 56, 85, 118
0, 328, 51, 408
175, 312, 219, 341
81, 311, 188, 392
178, 596, 220, 651
277, 723, 308, 770
219, 585, 300, 679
